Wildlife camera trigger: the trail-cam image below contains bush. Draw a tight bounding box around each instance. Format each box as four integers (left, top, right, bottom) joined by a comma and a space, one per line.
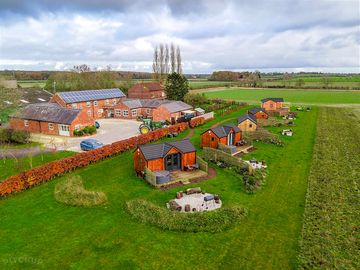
54, 175, 107, 207
241, 169, 267, 194
11, 130, 30, 144
189, 117, 205, 128
73, 125, 96, 136
0, 122, 189, 197
126, 199, 247, 233
73, 129, 84, 136
243, 128, 284, 146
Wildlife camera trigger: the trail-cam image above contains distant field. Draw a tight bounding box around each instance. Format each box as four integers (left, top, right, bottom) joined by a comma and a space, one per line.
17, 80, 46, 88
200, 88, 360, 105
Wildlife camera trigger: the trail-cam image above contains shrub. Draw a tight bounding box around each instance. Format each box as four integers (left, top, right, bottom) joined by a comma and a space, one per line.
82, 125, 96, 135
126, 199, 247, 233
0, 128, 11, 143
241, 169, 267, 194
243, 128, 284, 146
0, 122, 189, 197
54, 175, 107, 207
10, 130, 30, 144
73, 129, 84, 136
189, 117, 205, 128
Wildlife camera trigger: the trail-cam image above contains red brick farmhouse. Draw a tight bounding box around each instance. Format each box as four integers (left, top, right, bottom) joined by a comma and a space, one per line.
127, 82, 165, 99
9, 103, 94, 137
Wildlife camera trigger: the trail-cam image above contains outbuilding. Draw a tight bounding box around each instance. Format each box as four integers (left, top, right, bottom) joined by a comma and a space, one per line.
127, 82, 165, 99
134, 139, 196, 174
237, 114, 257, 132
200, 124, 241, 149
248, 107, 269, 119
261, 97, 289, 116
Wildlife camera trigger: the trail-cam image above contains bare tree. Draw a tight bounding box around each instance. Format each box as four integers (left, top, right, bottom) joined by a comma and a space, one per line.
164, 44, 170, 74
159, 44, 165, 80
176, 46, 182, 74
170, 43, 176, 73
73, 64, 91, 73
152, 46, 160, 81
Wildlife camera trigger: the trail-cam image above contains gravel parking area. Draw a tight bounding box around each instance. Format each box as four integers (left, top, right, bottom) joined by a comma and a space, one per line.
31, 119, 141, 152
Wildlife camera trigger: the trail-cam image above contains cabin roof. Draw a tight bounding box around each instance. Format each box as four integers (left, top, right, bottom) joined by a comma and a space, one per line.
248, 107, 267, 115
261, 97, 284, 103
138, 139, 196, 161
237, 114, 257, 125
12, 103, 81, 124
57, 88, 125, 103
204, 123, 240, 138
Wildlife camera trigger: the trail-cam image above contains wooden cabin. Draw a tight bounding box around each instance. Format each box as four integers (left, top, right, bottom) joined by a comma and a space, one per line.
237, 114, 257, 132
201, 124, 241, 149
261, 97, 289, 116
248, 107, 269, 119
134, 139, 196, 174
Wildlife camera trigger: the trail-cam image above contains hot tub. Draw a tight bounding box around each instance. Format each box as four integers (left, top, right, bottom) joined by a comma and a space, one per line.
154, 170, 171, 184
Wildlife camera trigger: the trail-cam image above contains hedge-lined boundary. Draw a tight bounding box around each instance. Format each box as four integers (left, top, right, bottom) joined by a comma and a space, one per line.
126, 199, 248, 233
0, 122, 189, 197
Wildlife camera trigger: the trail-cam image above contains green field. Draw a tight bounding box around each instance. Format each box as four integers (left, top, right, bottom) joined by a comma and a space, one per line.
17, 80, 46, 88
200, 88, 360, 105
0, 107, 319, 269
298, 108, 360, 269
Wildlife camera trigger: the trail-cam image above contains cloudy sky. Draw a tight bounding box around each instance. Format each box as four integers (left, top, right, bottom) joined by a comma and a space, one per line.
0, 0, 359, 73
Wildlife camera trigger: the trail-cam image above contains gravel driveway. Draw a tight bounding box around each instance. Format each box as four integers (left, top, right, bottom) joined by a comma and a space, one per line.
31, 119, 141, 152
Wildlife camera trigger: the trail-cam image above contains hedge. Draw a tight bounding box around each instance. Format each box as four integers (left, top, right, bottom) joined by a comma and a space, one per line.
126, 199, 248, 233
189, 117, 205, 128
0, 122, 189, 197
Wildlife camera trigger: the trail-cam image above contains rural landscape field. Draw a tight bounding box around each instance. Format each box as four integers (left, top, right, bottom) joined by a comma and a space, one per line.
0, 0, 359, 269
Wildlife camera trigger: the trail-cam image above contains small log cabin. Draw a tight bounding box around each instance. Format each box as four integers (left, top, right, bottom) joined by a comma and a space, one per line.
248, 107, 269, 119
261, 97, 289, 116
134, 139, 196, 174
200, 124, 241, 149
237, 114, 257, 132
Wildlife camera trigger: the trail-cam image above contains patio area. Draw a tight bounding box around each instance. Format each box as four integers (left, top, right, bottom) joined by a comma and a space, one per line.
232, 144, 255, 156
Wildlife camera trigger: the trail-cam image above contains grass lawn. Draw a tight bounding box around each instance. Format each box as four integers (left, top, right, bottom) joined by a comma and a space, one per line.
0, 107, 317, 269
298, 108, 360, 269
0, 141, 42, 149
201, 88, 360, 105
17, 80, 46, 88
0, 151, 75, 182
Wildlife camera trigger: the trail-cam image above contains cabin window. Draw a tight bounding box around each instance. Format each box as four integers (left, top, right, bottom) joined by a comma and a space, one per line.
211, 137, 215, 142
249, 124, 253, 128
115, 109, 121, 116
105, 99, 109, 105
24, 120, 29, 127
270, 103, 273, 108
48, 123, 54, 130
123, 110, 129, 116
131, 109, 137, 117
72, 103, 77, 109
94, 101, 98, 106
86, 101, 91, 107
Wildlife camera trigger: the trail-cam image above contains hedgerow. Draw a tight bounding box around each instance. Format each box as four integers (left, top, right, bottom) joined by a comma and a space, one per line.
126, 199, 247, 233
0, 122, 189, 197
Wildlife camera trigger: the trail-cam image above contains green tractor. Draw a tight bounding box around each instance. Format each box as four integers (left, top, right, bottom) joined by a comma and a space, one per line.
139, 118, 169, 134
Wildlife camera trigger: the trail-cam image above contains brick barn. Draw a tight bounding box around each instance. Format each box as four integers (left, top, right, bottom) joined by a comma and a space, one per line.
134, 139, 196, 174
50, 88, 126, 119
201, 124, 241, 149
248, 107, 269, 119
127, 82, 165, 99
112, 99, 193, 122
237, 114, 257, 132
9, 103, 95, 137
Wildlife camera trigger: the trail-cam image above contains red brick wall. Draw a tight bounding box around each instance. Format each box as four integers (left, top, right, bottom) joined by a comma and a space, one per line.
152, 106, 172, 122
128, 84, 164, 99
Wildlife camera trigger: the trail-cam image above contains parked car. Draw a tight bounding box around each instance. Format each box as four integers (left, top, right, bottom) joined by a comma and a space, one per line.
80, 139, 104, 151
95, 121, 100, 129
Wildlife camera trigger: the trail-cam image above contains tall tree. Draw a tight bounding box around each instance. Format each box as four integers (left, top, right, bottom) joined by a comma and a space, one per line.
176, 46, 182, 74
170, 43, 176, 73
164, 44, 170, 74
152, 43, 183, 81
152, 46, 160, 81
165, 72, 189, 101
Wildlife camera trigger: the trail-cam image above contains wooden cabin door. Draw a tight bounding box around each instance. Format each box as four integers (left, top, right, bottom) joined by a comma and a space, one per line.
165, 153, 181, 171
227, 132, 234, 145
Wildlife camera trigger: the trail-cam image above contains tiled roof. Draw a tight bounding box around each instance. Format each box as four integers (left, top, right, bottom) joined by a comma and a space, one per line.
12, 103, 81, 125
121, 99, 192, 112
57, 88, 125, 103
160, 101, 193, 113
237, 114, 257, 124
138, 139, 196, 161
261, 97, 284, 103
205, 124, 241, 138
248, 107, 267, 115
131, 82, 164, 92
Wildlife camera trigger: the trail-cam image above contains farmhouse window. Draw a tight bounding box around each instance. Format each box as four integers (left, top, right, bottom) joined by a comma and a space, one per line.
146, 108, 151, 114
98, 109, 103, 115
94, 101, 98, 106
86, 102, 91, 107
87, 111, 92, 116
72, 103, 77, 109
132, 109, 137, 117
123, 110, 129, 116
105, 99, 110, 105
24, 120, 29, 127
113, 98, 117, 105
115, 109, 121, 116
48, 123, 54, 130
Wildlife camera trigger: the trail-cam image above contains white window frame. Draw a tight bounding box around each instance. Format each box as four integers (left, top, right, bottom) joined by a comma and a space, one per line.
123, 110, 129, 116
72, 103, 77, 109
48, 123, 54, 130
131, 109, 137, 117
105, 99, 110, 105
87, 111, 92, 117
115, 109, 121, 117
24, 120, 29, 127
86, 101, 91, 107
98, 109, 103, 115
94, 101, 98, 106
113, 98, 117, 105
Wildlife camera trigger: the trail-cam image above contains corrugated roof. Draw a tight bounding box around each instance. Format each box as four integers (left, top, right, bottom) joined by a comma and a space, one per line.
57, 88, 125, 103
248, 107, 267, 115
237, 114, 257, 124
138, 139, 196, 161
261, 97, 284, 103
205, 123, 241, 138
12, 103, 81, 125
